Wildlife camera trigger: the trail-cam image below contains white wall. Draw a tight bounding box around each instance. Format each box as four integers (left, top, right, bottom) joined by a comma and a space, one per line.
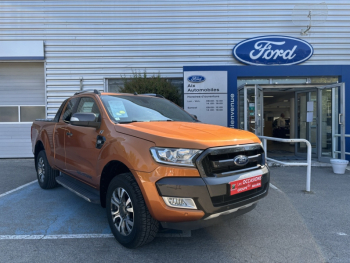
0, 123, 32, 158
0, 1, 349, 117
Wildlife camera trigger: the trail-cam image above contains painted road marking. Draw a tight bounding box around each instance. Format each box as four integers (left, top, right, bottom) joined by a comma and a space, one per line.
0, 234, 114, 240
0, 231, 191, 239
337, 232, 348, 236
269, 183, 283, 193
0, 180, 36, 199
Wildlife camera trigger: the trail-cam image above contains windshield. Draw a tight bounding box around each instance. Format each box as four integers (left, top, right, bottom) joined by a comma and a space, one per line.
100, 95, 196, 123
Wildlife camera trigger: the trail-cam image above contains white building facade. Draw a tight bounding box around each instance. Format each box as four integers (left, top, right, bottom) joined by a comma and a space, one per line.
0, 0, 349, 158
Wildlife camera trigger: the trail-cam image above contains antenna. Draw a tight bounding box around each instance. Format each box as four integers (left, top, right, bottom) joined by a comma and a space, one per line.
292, 2, 328, 35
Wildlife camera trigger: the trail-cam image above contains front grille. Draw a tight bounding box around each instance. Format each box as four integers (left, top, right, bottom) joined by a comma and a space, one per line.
196, 143, 264, 178
211, 174, 268, 207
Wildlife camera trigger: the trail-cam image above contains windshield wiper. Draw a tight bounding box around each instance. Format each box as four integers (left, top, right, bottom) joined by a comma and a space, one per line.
149, 119, 174, 122
117, 120, 142, 124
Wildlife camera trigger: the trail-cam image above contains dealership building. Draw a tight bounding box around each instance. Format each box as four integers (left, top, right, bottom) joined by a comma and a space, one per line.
0, 1, 349, 161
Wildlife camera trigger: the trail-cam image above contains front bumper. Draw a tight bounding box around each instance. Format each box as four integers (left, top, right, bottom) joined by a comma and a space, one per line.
161, 202, 258, 230
156, 166, 269, 230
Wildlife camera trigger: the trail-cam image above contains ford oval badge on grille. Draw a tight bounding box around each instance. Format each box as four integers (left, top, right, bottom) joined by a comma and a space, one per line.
233, 155, 249, 166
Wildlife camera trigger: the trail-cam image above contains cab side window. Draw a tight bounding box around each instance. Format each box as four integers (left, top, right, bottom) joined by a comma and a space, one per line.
53, 99, 68, 122
62, 97, 79, 122
76, 97, 101, 121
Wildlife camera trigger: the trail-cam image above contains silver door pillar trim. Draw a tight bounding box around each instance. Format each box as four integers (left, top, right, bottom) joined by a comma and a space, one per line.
244, 86, 247, 131
332, 88, 336, 158
255, 84, 264, 136
317, 88, 322, 161
340, 82, 345, 159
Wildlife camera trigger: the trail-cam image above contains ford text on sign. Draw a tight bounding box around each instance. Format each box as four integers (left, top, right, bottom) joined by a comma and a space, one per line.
232, 35, 313, 66
230, 175, 262, 195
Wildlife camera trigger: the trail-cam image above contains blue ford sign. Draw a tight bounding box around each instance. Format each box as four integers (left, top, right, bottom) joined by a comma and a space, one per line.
187, 75, 206, 83
232, 35, 314, 66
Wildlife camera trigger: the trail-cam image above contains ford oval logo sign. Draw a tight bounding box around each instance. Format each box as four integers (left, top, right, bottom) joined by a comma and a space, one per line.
232, 35, 314, 66
187, 75, 206, 83
233, 155, 249, 166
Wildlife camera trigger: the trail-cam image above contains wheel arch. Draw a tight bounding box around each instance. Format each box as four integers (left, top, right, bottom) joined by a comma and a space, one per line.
34, 140, 45, 170
100, 160, 133, 208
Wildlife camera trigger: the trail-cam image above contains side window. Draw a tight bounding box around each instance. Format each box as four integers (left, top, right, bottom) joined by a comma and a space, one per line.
76, 97, 101, 120
62, 97, 79, 122
53, 99, 68, 122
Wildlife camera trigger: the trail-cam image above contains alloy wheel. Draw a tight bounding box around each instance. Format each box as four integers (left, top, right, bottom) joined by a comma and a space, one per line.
110, 187, 134, 236
37, 157, 45, 183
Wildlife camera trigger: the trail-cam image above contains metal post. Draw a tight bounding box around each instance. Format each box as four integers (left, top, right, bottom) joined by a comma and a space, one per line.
263, 138, 267, 159
258, 136, 312, 193
306, 140, 312, 192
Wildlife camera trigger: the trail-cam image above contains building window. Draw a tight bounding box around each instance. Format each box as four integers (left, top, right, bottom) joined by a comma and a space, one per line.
0, 106, 45, 122
107, 79, 125, 93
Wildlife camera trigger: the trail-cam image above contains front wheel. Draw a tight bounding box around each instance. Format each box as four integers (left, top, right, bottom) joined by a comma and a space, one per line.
36, 150, 58, 189
106, 173, 159, 248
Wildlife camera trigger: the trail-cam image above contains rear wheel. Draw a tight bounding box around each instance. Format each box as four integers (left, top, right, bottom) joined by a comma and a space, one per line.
36, 150, 58, 189
106, 173, 159, 248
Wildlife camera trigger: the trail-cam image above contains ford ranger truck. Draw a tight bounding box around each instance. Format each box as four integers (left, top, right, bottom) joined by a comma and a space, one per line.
31, 90, 269, 248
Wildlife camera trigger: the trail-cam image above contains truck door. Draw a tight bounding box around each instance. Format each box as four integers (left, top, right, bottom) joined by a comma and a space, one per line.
54, 97, 79, 169
64, 97, 103, 186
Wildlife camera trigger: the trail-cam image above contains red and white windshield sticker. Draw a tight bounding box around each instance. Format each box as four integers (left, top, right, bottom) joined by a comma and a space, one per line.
230, 175, 262, 196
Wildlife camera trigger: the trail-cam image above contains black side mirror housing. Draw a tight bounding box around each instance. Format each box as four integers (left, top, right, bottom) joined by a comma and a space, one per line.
70, 113, 101, 128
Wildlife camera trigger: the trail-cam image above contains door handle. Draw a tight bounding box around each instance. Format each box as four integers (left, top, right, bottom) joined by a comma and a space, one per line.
66, 132, 73, 136
339, 113, 343, 125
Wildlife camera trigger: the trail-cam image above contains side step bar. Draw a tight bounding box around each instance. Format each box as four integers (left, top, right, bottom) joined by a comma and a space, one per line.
56, 172, 100, 204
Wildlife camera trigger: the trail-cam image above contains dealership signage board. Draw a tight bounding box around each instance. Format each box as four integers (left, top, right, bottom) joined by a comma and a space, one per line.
184, 71, 227, 126
232, 35, 313, 65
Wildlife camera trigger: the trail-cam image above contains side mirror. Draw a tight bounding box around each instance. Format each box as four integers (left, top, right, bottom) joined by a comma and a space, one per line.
193, 115, 198, 119
70, 113, 100, 128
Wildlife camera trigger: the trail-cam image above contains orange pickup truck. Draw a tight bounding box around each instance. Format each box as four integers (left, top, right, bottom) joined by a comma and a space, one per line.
31, 90, 269, 248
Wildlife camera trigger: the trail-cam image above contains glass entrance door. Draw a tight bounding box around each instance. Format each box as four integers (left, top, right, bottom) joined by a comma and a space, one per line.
255, 85, 264, 136
238, 82, 345, 163
296, 90, 318, 157
238, 85, 264, 135
317, 83, 345, 161
295, 83, 345, 161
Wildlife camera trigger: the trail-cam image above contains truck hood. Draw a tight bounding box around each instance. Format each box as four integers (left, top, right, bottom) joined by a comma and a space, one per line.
114, 122, 260, 149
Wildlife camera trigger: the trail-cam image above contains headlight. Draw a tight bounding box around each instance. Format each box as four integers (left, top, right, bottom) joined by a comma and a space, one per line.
150, 147, 202, 167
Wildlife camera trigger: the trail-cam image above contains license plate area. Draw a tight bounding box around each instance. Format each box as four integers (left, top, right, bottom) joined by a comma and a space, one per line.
229, 175, 262, 196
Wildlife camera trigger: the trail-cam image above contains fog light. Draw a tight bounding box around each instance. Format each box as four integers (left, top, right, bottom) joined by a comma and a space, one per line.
162, 197, 197, 210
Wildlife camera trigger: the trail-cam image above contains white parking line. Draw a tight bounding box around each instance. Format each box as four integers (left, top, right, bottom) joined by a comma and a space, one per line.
337, 232, 348, 236
0, 234, 114, 240
0, 232, 192, 239
0, 180, 37, 199
269, 183, 283, 193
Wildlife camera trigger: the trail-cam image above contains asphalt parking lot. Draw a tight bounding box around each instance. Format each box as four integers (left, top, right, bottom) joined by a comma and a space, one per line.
0, 159, 349, 263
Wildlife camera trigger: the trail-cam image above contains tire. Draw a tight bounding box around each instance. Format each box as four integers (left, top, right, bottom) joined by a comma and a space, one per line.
36, 150, 59, 189
106, 172, 159, 248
